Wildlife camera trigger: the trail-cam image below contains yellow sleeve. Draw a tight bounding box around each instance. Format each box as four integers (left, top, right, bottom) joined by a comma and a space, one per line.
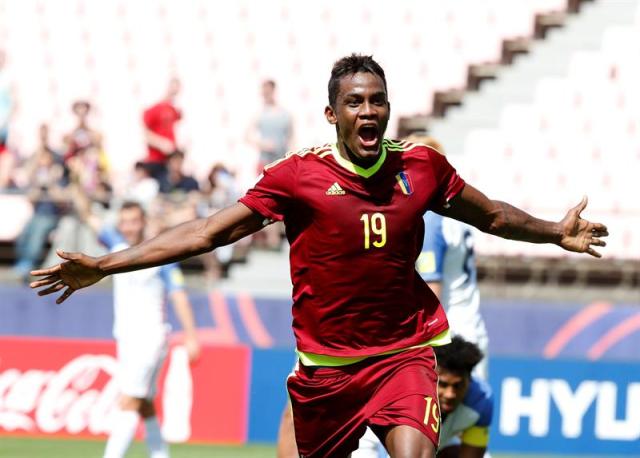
461, 426, 490, 447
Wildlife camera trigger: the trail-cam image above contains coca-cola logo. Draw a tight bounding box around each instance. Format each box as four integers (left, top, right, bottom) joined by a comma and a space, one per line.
0, 355, 119, 434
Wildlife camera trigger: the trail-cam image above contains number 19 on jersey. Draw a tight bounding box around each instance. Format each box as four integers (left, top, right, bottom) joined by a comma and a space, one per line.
360, 213, 387, 249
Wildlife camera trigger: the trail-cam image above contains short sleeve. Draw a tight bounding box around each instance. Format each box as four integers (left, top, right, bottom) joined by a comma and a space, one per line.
98, 226, 125, 250
160, 263, 185, 293
426, 147, 465, 210
418, 212, 446, 282
238, 157, 297, 221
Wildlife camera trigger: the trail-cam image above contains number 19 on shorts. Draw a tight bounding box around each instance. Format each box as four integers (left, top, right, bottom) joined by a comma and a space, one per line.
424, 396, 440, 434
360, 213, 386, 249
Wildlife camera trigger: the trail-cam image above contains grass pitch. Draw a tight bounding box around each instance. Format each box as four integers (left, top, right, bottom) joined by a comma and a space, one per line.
0, 437, 626, 457
0, 437, 275, 457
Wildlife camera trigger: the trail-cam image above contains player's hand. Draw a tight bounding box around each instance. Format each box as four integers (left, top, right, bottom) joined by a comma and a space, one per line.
184, 334, 201, 363
29, 249, 105, 304
558, 197, 609, 258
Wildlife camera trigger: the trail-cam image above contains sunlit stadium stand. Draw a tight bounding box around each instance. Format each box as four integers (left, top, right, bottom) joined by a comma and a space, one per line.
458, 20, 640, 262
1, 0, 568, 180
0, 0, 636, 290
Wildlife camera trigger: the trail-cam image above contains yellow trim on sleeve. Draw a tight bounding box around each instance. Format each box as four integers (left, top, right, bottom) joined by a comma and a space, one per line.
461, 426, 490, 448
296, 329, 451, 367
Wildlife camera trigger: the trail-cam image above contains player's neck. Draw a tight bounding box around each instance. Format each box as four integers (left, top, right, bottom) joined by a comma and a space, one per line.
336, 141, 379, 168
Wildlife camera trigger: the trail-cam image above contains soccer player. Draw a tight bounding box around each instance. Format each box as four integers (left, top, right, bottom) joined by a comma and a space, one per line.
31, 54, 608, 458
412, 135, 489, 380
434, 337, 493, 458
71, 191, 200, 458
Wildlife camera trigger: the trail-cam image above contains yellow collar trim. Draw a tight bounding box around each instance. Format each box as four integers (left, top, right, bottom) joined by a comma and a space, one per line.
331, 140, 387, 178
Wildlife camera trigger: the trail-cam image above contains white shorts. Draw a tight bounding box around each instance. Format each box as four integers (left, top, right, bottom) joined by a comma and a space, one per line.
116, 338, 168, 399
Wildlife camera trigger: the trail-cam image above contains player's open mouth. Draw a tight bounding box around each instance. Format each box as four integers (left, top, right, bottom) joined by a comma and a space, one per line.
357, 124, 379, 149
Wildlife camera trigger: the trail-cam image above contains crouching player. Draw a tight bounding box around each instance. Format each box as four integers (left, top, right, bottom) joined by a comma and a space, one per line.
435, 336, 493, 458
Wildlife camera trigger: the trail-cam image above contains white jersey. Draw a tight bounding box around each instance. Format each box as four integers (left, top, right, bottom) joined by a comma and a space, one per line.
418, 212, 489, 379
99, 227, 184, 342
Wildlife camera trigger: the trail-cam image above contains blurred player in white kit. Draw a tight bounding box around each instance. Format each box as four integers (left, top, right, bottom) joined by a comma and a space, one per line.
72, 193, 200, 458
413, 136, 488, 379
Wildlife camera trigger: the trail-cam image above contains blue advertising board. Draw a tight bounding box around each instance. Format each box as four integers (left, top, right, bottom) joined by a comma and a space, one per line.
490, 357, 640, 455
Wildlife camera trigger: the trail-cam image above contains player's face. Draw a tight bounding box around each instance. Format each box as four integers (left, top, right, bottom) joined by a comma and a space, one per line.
325, 72, 390, 165
437, 368, 470, 414
117, 207, 146, 246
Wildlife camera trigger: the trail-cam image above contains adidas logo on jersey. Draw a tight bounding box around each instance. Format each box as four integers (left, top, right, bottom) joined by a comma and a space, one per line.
325, 182, 346, 196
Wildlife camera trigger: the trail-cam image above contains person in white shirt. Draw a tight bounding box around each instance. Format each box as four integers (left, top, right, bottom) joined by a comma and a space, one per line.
74, 194, 200, 458
413, 136, 488, 380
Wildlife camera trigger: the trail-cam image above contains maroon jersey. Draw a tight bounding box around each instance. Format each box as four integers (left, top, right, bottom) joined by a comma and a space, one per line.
239, 139, 465, 357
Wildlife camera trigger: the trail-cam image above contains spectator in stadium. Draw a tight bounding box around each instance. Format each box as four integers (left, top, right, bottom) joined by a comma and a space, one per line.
154, 150, 200, 232
41, 105, 112, 270
158, 150, 199, 195
13, 129, 67, 281
197, 163, 243, 283
434, 337, 493, 458
70, 192, 200, 458
63, 100, 103, 162
199, 163, 238, 212
0, 50, 15, 189
246, 80, 292, 250
123, 161, 160, 210
246, 79, 293, 172
143, 78, 182, 179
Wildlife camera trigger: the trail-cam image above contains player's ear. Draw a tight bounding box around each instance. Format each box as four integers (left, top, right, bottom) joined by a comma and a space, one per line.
325, 105, 337, 125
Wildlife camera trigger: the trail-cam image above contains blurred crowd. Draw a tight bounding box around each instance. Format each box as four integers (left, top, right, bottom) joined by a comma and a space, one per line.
0, 50, 293, 284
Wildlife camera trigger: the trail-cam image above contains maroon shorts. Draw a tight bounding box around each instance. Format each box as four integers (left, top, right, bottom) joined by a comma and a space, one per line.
287, 346, 440, 457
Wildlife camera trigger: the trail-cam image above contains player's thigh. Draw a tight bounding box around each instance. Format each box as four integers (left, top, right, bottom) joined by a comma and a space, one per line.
368, 348, 440, 456
383, 424, 435, 458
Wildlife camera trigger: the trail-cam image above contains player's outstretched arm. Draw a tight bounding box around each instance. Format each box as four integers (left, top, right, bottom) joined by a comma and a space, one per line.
441, 184, 609, 257
29, 203, 266, 304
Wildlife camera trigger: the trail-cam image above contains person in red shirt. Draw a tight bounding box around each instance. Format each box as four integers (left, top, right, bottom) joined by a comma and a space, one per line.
31, 54, 608, 458
143, 78, 182, 179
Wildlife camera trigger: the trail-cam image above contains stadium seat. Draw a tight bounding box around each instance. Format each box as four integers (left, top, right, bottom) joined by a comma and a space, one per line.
1, 0, 554, 180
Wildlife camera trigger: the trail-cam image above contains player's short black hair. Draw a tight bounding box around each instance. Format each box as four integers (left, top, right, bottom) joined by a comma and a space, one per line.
120, 200, 145, 216
434, 336, 484, 378
328, 54, 387, 107
263, 79, 276, 89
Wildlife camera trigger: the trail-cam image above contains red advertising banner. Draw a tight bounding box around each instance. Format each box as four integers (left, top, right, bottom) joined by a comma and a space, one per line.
0, 337, 250, 443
